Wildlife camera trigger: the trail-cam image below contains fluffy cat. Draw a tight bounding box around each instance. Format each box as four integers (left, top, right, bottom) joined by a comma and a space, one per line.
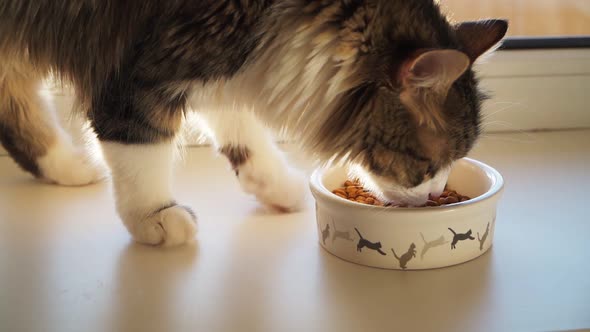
448, 227, 475, 249
391, 243, 416, 269
0, 1, 507, 246
355, 228, 387, 255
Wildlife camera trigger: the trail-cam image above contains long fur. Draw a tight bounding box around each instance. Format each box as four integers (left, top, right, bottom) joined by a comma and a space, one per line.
0, 0, 508, 245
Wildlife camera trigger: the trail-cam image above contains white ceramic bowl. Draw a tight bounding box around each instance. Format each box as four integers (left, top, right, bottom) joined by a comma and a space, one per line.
310, 158, 504, 270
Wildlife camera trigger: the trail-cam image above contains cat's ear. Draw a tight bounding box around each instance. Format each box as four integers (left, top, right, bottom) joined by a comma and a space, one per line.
400, 49, 470, 94
455, 19, 508, 62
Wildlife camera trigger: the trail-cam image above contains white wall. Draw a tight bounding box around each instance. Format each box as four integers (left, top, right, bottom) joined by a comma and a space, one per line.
477, 49, 590, 132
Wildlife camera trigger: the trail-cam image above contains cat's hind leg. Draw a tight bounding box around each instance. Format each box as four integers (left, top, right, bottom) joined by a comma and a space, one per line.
197, 111, 306, 212
0, 63, 106, 185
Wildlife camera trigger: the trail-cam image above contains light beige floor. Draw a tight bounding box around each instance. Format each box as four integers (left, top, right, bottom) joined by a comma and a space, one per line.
1, 130, 589, 332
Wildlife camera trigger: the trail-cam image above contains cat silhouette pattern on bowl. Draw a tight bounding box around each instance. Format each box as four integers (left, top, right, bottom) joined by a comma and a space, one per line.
310, 158, 503, 270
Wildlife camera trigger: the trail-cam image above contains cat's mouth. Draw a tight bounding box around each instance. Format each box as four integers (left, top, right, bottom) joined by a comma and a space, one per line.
381, 188, 430, 206
353, 165, 451, 206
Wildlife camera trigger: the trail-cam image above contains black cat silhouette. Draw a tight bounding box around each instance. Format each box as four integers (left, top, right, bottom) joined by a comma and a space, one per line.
321, 224, 330, 245
391, 243, 416, 269
477, 222, 490, 251
448, 227, 475, 249
355, 228, 387, 255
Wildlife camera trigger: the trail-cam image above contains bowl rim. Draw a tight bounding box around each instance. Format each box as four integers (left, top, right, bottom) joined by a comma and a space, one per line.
309, 157, 504, 212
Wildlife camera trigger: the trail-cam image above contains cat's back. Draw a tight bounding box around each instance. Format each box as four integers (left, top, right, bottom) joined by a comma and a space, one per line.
0, 0, 275, 77
0, 1, 153, 65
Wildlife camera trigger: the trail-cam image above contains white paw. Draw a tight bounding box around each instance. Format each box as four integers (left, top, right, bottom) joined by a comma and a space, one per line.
37, 140, 108, 186
237, 157, 307, 212
127, 205, 197, 247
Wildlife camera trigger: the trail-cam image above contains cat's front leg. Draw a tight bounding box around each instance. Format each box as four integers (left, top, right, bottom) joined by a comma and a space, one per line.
197, 111, 306, 212
100, 142, 196, 246
92, 82, 196, 246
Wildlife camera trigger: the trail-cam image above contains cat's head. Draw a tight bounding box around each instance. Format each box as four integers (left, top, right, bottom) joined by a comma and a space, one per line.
466, 229, 472, 236
315, 16, 507, 205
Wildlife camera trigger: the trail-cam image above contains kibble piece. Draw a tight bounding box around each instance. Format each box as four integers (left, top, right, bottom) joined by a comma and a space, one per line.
345, 186, 358, 194
333, 188, 347, 196
445, 196, 459, 204
356, 191, 368, 198
332, 179, 471, 207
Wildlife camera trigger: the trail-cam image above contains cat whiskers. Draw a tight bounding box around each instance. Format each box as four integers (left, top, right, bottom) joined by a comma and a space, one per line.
478, 129, 539, 144
481, 101, 524, 121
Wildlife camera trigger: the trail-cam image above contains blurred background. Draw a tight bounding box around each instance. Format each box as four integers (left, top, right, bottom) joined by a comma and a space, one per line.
440, 0, 590, 37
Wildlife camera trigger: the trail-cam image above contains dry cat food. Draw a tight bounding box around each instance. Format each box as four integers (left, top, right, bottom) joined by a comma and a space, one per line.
332, 179, 385, 206
331, 179, 471, 207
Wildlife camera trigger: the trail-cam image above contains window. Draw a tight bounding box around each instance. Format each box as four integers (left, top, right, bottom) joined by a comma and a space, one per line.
437, 0, 590, 132
440, 0, 590, 48
441, 0, 590, 37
